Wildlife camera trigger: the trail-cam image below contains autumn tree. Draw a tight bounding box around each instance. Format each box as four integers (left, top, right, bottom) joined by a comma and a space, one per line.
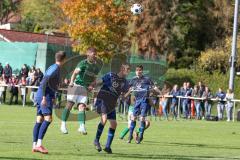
60, 0, 131, 55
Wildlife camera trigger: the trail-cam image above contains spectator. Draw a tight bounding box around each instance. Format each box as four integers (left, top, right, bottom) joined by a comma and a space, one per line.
3, 62, 12, 83
0, 76, 6, 104
29, 76, 39, 107
198, 81, 205, 117
181, 82, 191, 118
19, 76, 27, 104
225, 89, 234, 122
186, 82, 192, 118
215, 88, 226, 120
170, 84, 180, 120
191, 85, 201, 120
0, 63, 3, 77
20, 64, 29, 78
202, 86, 213, 119
27, 66, 37, 84
160, 84, 170, 120
36, 68, 43, 82
9, 76, 19, 105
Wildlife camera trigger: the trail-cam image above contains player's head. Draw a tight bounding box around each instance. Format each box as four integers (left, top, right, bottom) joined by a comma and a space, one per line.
86, 47, 97, 62
55, 51, 66, 66
135, 65, 143, 77
119, 63, 130, 77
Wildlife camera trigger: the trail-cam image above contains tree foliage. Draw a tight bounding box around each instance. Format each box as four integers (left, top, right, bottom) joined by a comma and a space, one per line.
16, 0, 63, 33
0, 0, 20, 25
60, 0, 130, 55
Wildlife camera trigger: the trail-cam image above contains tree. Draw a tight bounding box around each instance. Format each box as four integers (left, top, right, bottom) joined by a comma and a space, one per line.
16, 0, 64, 33
0, 0, 20, 25
60, 0, 130, 55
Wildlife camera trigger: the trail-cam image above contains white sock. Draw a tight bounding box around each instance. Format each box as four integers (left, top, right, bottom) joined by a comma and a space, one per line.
33, 142, 37, 148
61, 121, 66, 127
36, 139, 42, 147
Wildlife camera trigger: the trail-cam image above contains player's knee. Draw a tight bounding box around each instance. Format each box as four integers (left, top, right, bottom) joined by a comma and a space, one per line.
44, 116, 53, 122
78, 104, 86, 111
66, 101, 74, 110
36, 116, 43, 123
140, 116, 145, 121
145, 120, 150, 128
110, 120, 117, 129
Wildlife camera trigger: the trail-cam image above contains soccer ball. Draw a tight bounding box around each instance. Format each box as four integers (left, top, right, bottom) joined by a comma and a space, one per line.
130, 3, 143, 15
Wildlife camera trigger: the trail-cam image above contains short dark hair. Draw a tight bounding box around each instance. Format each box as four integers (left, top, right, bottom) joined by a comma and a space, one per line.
86, 47, 97, 54
55, 51, 66, 62
136, 65, 143, 70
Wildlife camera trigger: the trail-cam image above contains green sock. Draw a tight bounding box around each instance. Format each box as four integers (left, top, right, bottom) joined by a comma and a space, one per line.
62, 108, 70, 121
78, 111, 85, 125
120, 127, 129, 139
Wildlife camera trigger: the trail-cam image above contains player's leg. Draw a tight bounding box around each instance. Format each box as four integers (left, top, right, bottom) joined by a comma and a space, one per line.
78, 103, 87, 134
60, 101, 74, 134
34, 102, 53, 154
94, 113, 107, 152
134, 119, 150, 141
119, 109, 132, 139
136, 102, 149, 144
32, 115, 43, 152
104, 110, 117, 154
128, 103, 139, 143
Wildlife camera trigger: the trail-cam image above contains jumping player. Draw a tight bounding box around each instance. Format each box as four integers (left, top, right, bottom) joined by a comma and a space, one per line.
60, 47, 102, 134
93, 63, 131, 154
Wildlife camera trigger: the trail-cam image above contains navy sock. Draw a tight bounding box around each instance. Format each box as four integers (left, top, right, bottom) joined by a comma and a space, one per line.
38, 120, 51, 140
33, 122, 42, 142
139, 121, 145, 141
95, 122, 104, 142
129, 121, 136, 139
105, 128, 115, 148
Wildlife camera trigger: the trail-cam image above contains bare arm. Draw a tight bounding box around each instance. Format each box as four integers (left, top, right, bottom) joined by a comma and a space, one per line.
69, 68, 80, 86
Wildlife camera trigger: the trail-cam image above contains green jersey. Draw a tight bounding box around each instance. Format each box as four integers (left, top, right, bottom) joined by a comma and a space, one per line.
75, 59, 101, 87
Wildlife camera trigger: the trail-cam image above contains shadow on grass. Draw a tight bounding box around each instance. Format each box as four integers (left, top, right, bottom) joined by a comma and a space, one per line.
56, 152, 239, 160
0, 157, 42, 160
144, 141, 240, 150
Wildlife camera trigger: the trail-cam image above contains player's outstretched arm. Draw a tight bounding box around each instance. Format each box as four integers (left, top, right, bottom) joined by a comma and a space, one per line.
69, 68, 80, 86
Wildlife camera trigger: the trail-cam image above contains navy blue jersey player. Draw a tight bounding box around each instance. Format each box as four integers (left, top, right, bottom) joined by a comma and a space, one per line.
93, 63, 131, 154
128, 65, 161, 144
32, 51, 66, 154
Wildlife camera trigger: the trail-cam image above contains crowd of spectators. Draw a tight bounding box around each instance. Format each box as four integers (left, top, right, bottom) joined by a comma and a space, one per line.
0, 62, 43, 106
0, 62, 236, 121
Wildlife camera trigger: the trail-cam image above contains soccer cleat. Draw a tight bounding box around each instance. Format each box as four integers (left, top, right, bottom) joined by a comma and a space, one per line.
103, 147, 112, 154
93, 140, 102, 152
127, 136, 133, 143
60, 125, 68, 134
34, 146, 48, 154
78, 127, 87, 135
32, 147, 38, 153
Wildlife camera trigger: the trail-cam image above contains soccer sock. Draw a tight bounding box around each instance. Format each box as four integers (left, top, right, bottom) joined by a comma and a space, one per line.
95, 122, 104, 142
105, 128, 115, 149
37, 120, 51, 146
78, 111, 85, 128
139, 121, 146, 141
33, 122, 42, 147
119, 127, 129, 139
61, 108, 70, 122
129, 121, 136, 139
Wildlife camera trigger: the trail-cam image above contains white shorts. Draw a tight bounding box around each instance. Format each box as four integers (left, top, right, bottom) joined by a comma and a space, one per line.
67, 84, 88, 105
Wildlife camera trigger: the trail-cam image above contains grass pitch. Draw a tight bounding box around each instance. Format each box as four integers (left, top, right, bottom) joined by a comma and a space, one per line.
0, 105, 240, 160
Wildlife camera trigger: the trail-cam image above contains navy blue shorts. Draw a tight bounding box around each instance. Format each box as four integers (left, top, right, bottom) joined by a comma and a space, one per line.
133, 100, 150, 117
95, 99, 116, 120
36, 100, 53, 116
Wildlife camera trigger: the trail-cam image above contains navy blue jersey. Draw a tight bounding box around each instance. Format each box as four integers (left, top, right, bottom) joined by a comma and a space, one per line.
100, 72, 129, 97
215, 91, 226, 104
35, 64, 60, 102
129, 75, 154, 101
